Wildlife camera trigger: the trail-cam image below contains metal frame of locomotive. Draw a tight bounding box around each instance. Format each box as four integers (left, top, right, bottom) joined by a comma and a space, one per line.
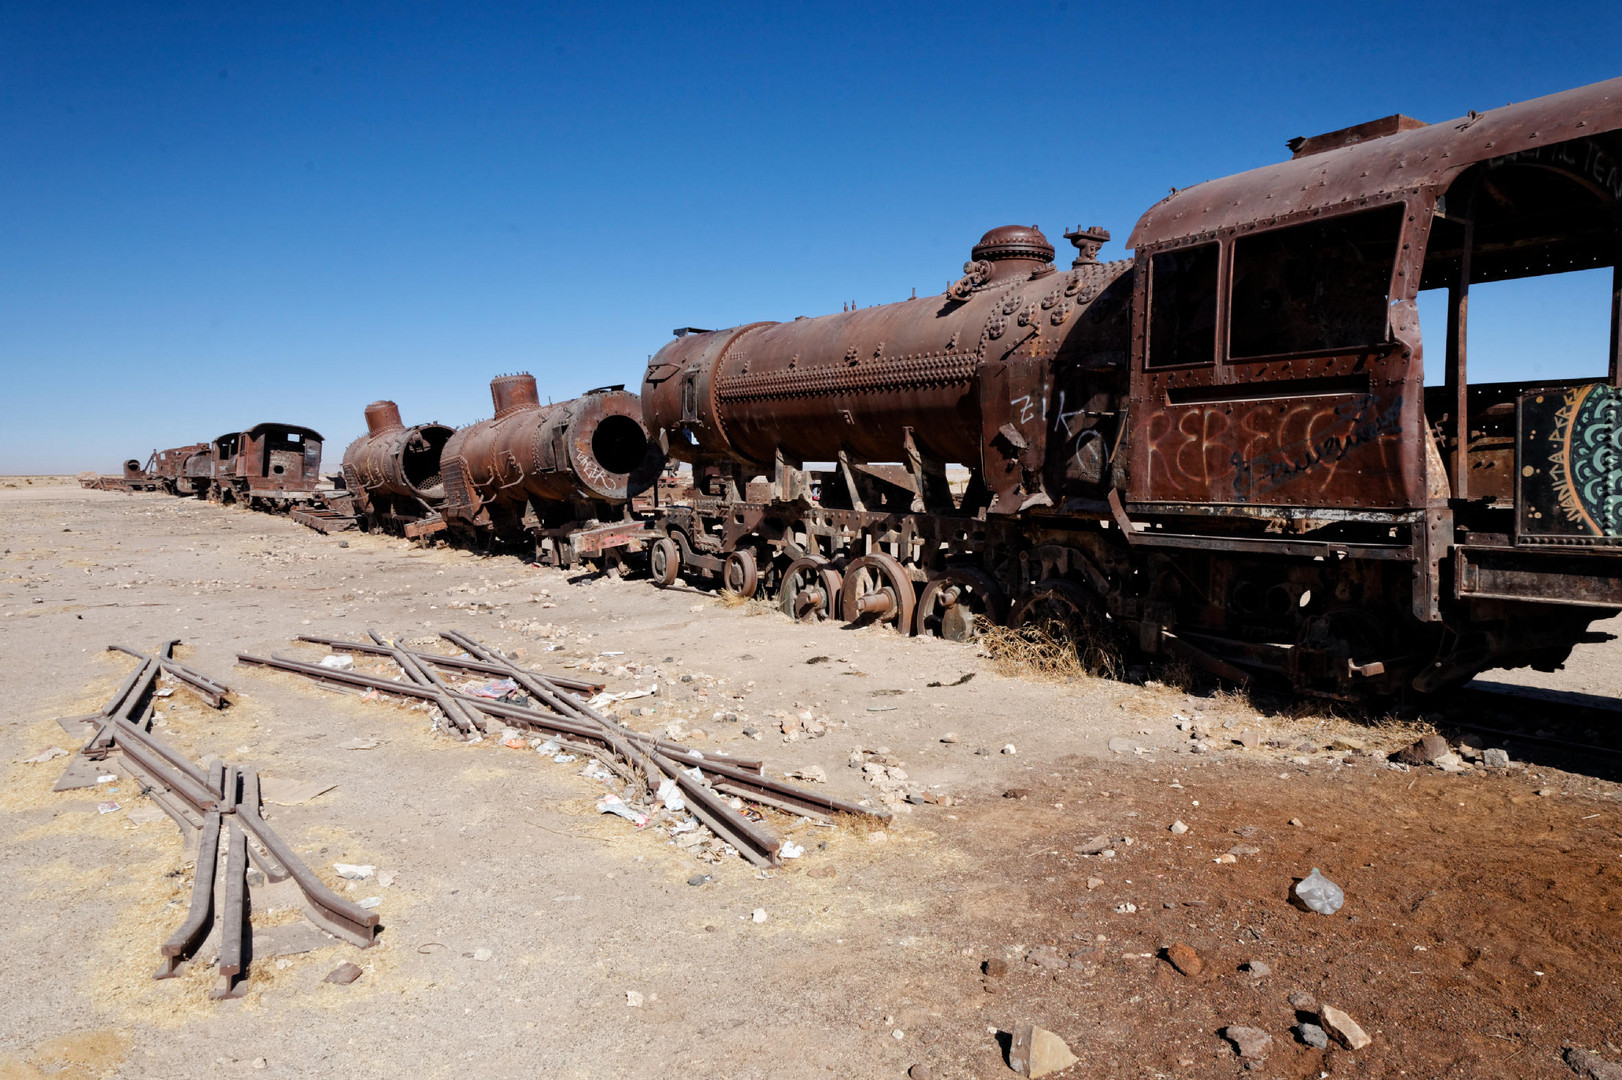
205, 423, 328, 510
639, 75, 1622, 701
337, 374, 665, 568
144, 443, 214, 497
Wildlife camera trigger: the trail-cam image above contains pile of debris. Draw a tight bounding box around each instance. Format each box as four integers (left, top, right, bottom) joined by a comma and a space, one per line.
53, 642, 377, 999
239, 629, 888, 866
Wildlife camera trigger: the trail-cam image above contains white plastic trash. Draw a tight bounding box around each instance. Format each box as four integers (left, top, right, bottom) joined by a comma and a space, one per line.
1295, 867, 1345, 914
319, 655, 355, 671
596, 794, 650, 828
656, 777, 686, 813
779, 841, 804, 859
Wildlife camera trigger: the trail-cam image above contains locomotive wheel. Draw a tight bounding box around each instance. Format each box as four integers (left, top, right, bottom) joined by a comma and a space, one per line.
649, 537, 680, 588
778, 557, 843, 622
723, 549, 759, 598
916, 568, 1008, 642
841, 553, 917, 633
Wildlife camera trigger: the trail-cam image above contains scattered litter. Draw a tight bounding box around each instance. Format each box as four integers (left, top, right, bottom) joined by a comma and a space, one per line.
625, 990, 644, 1007
552, 753, 578, 764
97, 801, 120, 814
656, 777, 686, 813
579, 759, 615, 781
377, 870, 396, 888
596, 794, 650, 827
464, 678, 520, 699
751, 908, 768, 923
21, 746, 68, 763
779, 841, 804, 859
334, 863, 375, 880
1295, 867, 1345, 914
318, 655, 355, 671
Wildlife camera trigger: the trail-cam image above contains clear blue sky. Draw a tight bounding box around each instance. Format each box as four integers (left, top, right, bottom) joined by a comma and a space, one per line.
2, 1, 1619, 472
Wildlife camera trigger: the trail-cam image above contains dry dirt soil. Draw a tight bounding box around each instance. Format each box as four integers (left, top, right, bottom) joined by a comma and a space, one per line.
3, 481, 1622, 1080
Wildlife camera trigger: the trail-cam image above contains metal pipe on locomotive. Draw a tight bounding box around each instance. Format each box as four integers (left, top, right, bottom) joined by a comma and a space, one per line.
438, 374, 665, 567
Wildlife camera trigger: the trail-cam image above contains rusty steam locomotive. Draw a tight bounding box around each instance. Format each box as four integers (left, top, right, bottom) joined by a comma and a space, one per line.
87, 75, 1622, 703
635, 75, 1622, 701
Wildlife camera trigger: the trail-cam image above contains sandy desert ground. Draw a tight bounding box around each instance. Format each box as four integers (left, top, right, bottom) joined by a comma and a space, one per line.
3, 481, 1621, 1080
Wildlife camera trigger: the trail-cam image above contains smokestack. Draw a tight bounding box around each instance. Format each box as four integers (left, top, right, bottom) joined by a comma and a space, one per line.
490, 373, 542, 419
364, 400, 405, 436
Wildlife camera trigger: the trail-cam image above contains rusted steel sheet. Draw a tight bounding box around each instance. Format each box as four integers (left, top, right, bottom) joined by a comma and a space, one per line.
642, 225, 1132, 514
1127, 76, 1622, 250
341, 400, 455, 518
439, 374, 663, 533
146, 443, 210, 493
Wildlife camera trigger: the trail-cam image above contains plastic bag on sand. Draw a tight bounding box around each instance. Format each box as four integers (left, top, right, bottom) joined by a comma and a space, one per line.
319, 655, 354, 671
779, 841, 804, 859
1295, 867, 1345, 914
596, 794, 649, 828
657, 777, 686, 813
579, 759, 614, 781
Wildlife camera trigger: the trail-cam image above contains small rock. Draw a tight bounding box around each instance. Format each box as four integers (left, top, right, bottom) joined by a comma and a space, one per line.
908, 1065, 933, 1080
1565, 1046, 1622, 1080
1287, 991, 1318, 1012
1026, 945, 1068, 970
940, 733, 958, 744
1086, 877, 1104, 890
1296, 1023, 1329, 1050
1165, 943, 1202, 976
1107, 736, 1139, 754
1004, 788, 1031, 800
376, 870, 395, 888
1244, 959, 1271, 977
1228, 844, 1260, 857
1075, 835, 1111, 855
983, 958, 1007, 977
1233, 824, 1258, 838
625, 990, 644, 1007
1237, 729, 1260, 750
1288, 818, 1303, 827
1329, 736, 1364, 752
1319, 1004, 1372, 1050
323, 962, 363, 985
252, 1058, 267, 1070
1538, 787, 1555, 797
1433, 751, 1466, 772
334, 863, 374, 880
1169, 820, 1189, 835
687, 873, 711, 886
1394, 733, 1451, 765
752, 908, 768, 923
1483, 747, 1510, 769
1008, 1024, 1079, 1078
1223, 1025, 1272, 1059
742, 727, 762, 740
1001, 744, 1017, 755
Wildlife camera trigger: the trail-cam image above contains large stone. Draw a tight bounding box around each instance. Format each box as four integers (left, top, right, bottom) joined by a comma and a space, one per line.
1075, 835, 1111, 855
1008, 1025, 1079, 1078
1165, 943, 1203, 976
1319, 1005, 1372, 1050
1565, 1046, 1622, 1080
1222, 1026, 1272, 1059
1483, 748, 1510, 769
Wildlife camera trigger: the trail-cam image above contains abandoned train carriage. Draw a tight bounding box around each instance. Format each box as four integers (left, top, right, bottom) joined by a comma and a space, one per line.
209, 423, 326, 508
641, 75, 1622, 700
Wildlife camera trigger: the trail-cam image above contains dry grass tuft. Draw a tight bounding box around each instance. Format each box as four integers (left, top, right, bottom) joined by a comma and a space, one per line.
979, 617, 1122, 683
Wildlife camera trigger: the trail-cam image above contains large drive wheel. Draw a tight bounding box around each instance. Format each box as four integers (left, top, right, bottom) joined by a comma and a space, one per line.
916, 568, 1008, 642
649, 537, 680, 588
723, 549, 759, 599
778, 557, 842, 622
840, 553, 917, 633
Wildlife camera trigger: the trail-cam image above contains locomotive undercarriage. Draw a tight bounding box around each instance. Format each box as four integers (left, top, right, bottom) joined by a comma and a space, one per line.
649, 494, 1616, 702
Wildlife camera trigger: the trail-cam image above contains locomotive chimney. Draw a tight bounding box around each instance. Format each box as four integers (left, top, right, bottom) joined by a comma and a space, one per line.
971, 225, 1055, 283
490, 373, 542, 419
363, 400, 405, 436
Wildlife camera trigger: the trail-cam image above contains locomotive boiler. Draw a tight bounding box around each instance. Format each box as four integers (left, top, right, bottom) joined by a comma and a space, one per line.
340, 400, 455, 535
639, 74, 1622, 701
439, 374, 665, 567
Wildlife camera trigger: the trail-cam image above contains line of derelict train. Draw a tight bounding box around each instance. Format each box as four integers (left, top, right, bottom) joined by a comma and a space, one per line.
92, 76, 1622, 705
